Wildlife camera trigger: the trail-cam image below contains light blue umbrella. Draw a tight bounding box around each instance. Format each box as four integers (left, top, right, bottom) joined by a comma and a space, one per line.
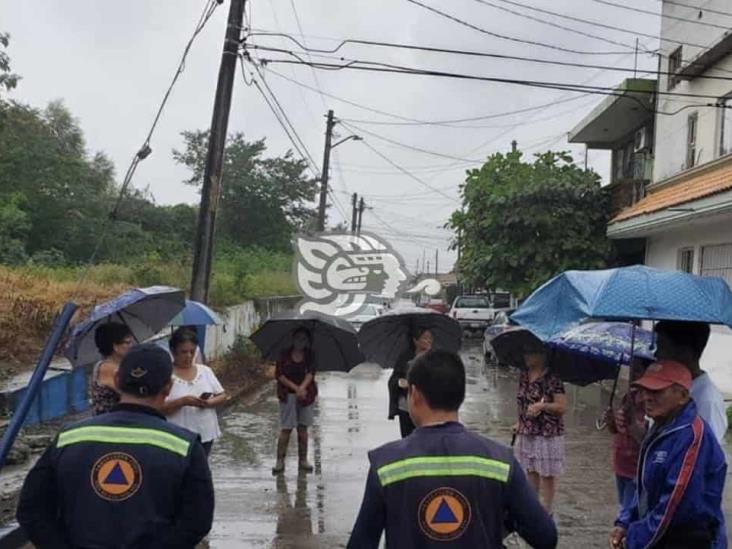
65, 286, 185, 367
169, 299, 221, 326
511, 265, 732, 340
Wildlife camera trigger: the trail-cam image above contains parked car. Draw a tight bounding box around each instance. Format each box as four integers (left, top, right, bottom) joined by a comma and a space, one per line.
449, 295, 495, 336
349, 304, 383, 332
483, 309, 517, 365
423, 298, 448, 314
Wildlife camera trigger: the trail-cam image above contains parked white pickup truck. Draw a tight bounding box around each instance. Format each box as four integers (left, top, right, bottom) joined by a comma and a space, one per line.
449, 295, 495, 335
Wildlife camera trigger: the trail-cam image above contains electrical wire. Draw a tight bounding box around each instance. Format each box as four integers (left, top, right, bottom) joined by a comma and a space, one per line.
351, 136, 462, 203
471, 0, 645, 54
484, 0, 711, 50
255, 56, 732, 106
75, 0, 220, 291
652, 0, 732, 19
589, 0, 732, 29
405, 0, 632, 56
288, 0, 328, 111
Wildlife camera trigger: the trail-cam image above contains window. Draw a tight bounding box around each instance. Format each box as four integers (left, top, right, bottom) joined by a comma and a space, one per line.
687, 112, 698, 169
668, 46, 683, 90
614, 148, 625, 181
491, 292, 512, 308
678, 248, 695, 273
719, 96, 732, 157
701, 244, 732, 286
454, 296, 490, 308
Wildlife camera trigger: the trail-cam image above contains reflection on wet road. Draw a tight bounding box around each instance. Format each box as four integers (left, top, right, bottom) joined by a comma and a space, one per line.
207, 343, 732, 548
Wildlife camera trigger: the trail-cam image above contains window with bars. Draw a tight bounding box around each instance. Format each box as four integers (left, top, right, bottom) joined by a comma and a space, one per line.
668, 47, 683, 90
719, 96, 732, 157
678, 248, 695, 273
701, 244, 732, 286
687, 113, 698, 169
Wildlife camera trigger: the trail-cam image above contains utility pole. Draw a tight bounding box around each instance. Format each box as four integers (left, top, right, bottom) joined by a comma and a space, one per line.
351, 193, 358, 233
435, 249, 439, 275
511, 139, 518, 153
357, 197, 365, 234
317, 109, 336, 231
190, 0, 246, 303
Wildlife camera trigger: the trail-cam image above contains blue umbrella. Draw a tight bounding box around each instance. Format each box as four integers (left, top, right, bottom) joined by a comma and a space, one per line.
511, 265, 732, 340
65, 286, 185, 367
548, 322, 655, 387
169, 300, 221, 326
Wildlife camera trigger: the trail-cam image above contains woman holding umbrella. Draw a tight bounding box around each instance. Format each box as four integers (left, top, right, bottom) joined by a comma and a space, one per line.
91, 322, 134, 415
272, 328, 318, 475
387, 327, 433, 438
513, 338, 567, 514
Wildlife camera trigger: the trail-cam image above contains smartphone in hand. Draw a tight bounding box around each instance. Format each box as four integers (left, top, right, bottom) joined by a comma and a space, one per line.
200, 392, 213, 400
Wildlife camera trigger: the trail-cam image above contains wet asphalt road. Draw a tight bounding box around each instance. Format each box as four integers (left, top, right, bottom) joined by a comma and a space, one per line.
205, 342, 732, 548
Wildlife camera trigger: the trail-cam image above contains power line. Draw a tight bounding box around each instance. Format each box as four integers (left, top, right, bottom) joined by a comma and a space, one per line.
350, 135, 461, 203
483, 0, 711, 50
287, 0, 329, 110
653, 0, 732, 19
244, 60, 320, 176
471, 0, 644, 53
589, 0, 731, 29
255, 56, 731, 105
262, 64, 593, 127
405, 0, 632, 56
76, 0, 220, 289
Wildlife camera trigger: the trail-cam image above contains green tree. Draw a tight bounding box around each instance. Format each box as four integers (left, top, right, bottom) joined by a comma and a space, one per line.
0, 33, 20, 94
450, 150, 611, 299
173, 130, 318, 251
0, 192, 30, 264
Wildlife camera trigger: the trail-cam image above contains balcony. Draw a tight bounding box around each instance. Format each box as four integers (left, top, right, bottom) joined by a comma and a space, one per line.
568, 79, 656, 149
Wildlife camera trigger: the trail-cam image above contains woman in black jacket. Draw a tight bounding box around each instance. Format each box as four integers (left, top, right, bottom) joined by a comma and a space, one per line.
387, 327, 433, 438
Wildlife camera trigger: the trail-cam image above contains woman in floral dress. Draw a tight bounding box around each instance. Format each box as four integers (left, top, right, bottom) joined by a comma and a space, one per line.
513, 339, 567, 513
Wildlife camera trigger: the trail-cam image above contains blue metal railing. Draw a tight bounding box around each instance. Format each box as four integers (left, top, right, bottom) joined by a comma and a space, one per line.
0, 302, 77, 472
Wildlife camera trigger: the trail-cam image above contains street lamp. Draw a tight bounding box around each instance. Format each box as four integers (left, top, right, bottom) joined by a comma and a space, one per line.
317, 127, 362, 231
331, 134, 362, 149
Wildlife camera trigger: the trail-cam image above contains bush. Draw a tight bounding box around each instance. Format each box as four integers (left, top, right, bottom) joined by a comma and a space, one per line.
727, 406, 732, 431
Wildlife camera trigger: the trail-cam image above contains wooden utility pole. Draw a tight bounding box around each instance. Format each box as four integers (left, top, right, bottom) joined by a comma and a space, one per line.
351, 193, 358, 233
356, 196, 365, 234
317, 109, 336, 231
190, 0, 246, 303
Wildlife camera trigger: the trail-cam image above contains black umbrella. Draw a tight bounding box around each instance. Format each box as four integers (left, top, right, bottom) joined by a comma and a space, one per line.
358, 308, 462, 368
250, 310, 364, 373
490, 327, 543, 369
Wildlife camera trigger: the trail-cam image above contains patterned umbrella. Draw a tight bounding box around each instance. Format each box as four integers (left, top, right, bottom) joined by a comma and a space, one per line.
548, 322, 655, 386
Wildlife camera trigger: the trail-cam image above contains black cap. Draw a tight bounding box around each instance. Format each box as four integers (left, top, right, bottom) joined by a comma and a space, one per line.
117, 344, 173, 397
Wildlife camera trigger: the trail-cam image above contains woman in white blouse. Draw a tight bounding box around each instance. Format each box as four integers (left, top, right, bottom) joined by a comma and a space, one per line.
162, 328, 227, 456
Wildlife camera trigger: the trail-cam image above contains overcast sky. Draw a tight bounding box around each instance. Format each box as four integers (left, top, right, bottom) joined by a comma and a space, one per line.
2, 0, 662, 274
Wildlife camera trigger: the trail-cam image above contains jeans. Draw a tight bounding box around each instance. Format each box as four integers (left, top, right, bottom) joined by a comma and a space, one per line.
615, 474, 636, 511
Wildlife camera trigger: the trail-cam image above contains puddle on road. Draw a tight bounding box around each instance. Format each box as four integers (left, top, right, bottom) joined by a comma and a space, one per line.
206, 343, 732, 549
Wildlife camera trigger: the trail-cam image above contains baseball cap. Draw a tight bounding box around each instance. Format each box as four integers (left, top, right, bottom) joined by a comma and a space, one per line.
117, 343, 173, 397
631, 360, 692, 392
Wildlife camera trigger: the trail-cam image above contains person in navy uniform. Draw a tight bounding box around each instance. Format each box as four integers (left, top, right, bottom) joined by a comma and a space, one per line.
17, 344, 214, 548
348, 350, 557, 548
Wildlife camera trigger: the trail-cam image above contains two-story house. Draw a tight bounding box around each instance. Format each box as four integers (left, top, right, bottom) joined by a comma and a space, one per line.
573, 1, 732, 393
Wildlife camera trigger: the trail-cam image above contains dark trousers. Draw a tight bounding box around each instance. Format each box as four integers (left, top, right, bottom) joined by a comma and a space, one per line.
398, 411, 415, 438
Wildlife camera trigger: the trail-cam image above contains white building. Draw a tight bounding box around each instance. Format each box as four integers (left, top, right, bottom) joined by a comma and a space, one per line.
571, 1, 732, 394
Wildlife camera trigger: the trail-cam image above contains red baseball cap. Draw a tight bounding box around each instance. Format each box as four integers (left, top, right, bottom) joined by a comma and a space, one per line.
632, 360, 692, 391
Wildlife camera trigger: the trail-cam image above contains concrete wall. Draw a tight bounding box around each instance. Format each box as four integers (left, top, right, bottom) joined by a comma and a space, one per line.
1, 295, 301, 426
645, 218, 732, 394
653, 2, 732, 183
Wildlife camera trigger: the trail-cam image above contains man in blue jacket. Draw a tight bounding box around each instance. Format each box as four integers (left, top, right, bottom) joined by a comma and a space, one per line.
17, 344, 214, 548
610, 359, 726, 549
348, 350, 557, 548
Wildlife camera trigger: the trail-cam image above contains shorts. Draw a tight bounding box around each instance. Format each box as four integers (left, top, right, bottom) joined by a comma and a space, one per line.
514, 434, 565, 477
279, 393, 315, 430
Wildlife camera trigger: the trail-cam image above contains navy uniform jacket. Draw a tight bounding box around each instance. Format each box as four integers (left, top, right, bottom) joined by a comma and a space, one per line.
17, 403, 214, 549
348, 422, 557, 548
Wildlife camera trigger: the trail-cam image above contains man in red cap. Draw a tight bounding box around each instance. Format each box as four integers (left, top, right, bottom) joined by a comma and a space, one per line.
609, 360, 726, 549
